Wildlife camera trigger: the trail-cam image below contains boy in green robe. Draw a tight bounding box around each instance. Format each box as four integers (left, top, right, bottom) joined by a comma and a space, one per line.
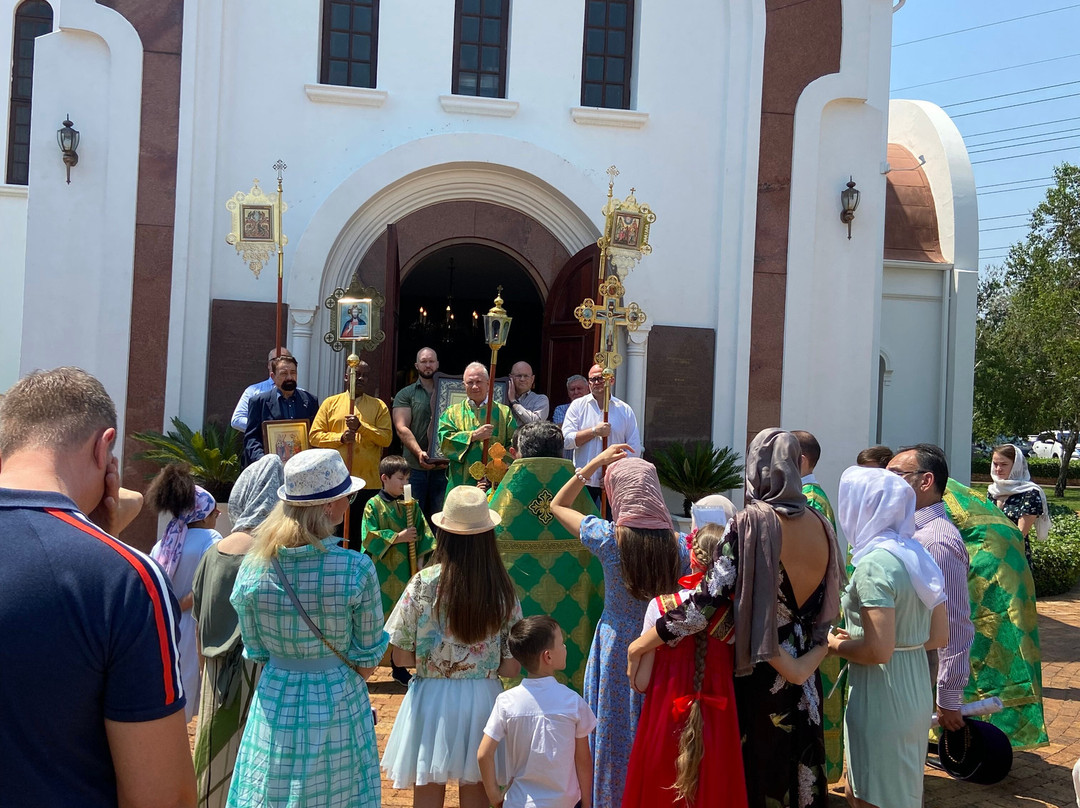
361, 455, 436, 683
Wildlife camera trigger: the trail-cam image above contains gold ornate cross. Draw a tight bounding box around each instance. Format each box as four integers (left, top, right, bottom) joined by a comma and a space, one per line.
573, 275, 647, 369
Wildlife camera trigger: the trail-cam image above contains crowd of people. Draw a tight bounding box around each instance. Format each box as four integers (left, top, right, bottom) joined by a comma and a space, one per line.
0, 358, 1060, 808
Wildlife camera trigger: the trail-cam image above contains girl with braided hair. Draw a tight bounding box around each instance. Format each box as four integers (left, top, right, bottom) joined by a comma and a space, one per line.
621, 523, 747, 808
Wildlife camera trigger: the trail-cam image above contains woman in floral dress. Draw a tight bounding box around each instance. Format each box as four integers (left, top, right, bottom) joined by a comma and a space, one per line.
989, 444, 1050, 570
227, 450, 387, 807
630, 429, 844, 808
381, 485, 522, 808
550, 444, 689, 808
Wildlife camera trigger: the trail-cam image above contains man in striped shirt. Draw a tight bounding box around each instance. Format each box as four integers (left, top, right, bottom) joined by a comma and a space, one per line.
888, 443, 974, 732
0, 367, 195, 807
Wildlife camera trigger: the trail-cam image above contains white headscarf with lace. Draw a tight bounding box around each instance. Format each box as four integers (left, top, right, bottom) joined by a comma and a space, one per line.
988, 445, 1051, 542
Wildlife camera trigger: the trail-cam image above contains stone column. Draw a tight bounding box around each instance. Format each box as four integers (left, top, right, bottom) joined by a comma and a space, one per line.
623, 323, 651, 430
289, 307, 317, 391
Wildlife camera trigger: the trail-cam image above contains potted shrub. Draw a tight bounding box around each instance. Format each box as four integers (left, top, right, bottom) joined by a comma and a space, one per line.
649, 440, 744, 519
131, 417, 242, 503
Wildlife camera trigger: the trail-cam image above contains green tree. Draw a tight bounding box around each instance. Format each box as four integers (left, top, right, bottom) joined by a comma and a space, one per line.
974, 163, 1080, 496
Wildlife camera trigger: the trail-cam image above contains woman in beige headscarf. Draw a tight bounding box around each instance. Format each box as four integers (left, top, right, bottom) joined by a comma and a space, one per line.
628, 428, 844, 808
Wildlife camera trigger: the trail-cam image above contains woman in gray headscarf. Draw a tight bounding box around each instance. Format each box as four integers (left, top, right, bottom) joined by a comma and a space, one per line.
191, 454, 285, 808
628, 428, 844, 808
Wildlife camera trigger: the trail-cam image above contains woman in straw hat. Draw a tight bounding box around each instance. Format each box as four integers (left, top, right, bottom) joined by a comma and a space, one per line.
381, 485, 522, 808
226, 449, 388, 808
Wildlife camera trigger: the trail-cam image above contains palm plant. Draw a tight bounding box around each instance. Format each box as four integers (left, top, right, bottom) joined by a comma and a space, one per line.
131, 417, 242, 502
650, 440, 744, 518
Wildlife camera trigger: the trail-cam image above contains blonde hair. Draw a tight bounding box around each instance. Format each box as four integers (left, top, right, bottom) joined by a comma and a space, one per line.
250, 501, 336, 560
672, 522, 728, 801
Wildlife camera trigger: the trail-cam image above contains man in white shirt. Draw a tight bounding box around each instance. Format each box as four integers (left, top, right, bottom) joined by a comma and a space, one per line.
561, 364, 642, 503
230, 347, 292, 431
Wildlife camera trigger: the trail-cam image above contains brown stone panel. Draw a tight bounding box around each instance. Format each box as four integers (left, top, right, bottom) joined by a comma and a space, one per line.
644, 325, 716, 449
747, 0, 842, 432
104, 1, 185, 534
204, 300, 291, 429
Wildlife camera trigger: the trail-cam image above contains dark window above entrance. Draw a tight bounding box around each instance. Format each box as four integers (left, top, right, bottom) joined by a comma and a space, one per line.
320, 0, 380, 88
580, 0, 634, 109
452, 0, 510, 98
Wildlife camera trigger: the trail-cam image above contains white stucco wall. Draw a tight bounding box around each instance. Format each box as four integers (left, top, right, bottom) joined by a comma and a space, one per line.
780, 0, 895, 497
18, 0, 142, 449
0, 186, 27, 391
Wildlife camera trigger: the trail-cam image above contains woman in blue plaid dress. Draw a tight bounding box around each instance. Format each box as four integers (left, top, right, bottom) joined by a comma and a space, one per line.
227, 450, 389, 808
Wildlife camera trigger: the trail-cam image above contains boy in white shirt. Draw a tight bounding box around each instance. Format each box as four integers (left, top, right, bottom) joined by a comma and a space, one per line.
478, 616, 596, 808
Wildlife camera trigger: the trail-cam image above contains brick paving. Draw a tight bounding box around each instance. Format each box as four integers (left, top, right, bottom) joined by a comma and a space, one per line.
190, 584, 1080, 807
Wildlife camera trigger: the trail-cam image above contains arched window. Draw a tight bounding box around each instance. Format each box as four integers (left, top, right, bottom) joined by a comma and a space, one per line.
6, 0, 53, 185
580, 0, 633, 109
452, 0, 509, 98
319, 0, 379, 88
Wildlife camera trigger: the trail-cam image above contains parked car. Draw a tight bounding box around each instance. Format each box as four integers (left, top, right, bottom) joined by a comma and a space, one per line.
1030, 431, 1080, 462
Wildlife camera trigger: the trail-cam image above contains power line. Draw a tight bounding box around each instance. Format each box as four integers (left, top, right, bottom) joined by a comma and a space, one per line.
965, 118, 1080, 139
981, 224, 1031, 233
942, 80, 1080, 109
978, 184, 1053, 195
966, 126, 1080, 147
968, 133, 1080, 155
894, 5, 1080, 47
951, 91, 1080, 118
971, 145, 1080, 164
979, 176, 1054, 188
981, 213, 1031, 221
892, 54, 1080, 92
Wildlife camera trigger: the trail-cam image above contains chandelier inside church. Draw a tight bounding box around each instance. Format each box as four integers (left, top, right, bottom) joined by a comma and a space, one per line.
410, 258, 481, 343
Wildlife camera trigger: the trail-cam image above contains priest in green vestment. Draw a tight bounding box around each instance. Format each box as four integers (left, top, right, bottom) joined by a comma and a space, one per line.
360, 455, 437, 618
943, 479, 1048, 749
437, 362, 517, 497
794, 429, 845, 784
489, 421, 603, 693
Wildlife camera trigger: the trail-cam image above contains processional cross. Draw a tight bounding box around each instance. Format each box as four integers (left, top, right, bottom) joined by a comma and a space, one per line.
573, 274, 647, 370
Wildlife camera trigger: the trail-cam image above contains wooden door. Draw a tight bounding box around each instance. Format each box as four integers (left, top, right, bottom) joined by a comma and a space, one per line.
541, 244, 600, 408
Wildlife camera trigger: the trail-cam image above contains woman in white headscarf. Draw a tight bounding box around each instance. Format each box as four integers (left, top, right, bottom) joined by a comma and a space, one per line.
828, 467, 949, 808
989, 444, 1050, 569
191, 454, 284, 808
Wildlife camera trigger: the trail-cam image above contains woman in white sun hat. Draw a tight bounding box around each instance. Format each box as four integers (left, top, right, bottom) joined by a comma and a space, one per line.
381, 485, 523, 808
227, 449, 389, 808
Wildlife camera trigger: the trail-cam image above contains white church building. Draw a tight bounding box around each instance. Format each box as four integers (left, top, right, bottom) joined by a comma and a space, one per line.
0, 0, 978, 507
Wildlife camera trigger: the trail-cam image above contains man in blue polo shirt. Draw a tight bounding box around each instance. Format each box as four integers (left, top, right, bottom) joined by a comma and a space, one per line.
0, 367, 195, 807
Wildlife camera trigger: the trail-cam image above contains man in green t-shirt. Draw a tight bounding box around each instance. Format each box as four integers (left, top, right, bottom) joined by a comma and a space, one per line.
391, 347, 448, 519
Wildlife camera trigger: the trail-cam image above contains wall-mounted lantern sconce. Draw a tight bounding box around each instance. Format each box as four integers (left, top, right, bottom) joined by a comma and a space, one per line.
57, 116, 79, 184
840, 177, 860, 239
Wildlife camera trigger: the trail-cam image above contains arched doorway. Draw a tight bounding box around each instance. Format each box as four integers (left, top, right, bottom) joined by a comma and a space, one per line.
399, 243, 545, 388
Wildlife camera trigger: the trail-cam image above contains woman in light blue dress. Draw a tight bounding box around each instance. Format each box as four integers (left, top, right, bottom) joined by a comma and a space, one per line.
551, 444, 689, 808
829, 467, 949, 808
227, 449, 387, 808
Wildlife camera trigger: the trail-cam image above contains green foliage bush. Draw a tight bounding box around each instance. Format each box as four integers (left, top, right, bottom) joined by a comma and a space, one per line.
1031, 503, 1080, 597
131, 417, 242, 502
649, 441, 744, 518
970, 455, 1080, 480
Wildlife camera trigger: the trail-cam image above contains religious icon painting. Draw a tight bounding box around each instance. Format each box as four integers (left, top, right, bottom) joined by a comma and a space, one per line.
240, 204, 275, 242
337, 298, 372, 341
611, 212, 644, 249
262, 419, 310, 463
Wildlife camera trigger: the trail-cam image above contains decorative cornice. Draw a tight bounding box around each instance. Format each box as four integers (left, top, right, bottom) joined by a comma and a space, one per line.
0, 184, 29, 199
304, 84, 388, 108
570, 107, 649, 129
439, 95, 519, 118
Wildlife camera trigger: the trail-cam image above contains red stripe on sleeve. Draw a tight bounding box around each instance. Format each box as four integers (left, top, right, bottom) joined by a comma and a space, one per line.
45, 508, 178, 705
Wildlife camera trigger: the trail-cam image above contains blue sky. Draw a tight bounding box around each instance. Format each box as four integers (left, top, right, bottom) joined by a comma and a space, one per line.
890, 1, 1080, 272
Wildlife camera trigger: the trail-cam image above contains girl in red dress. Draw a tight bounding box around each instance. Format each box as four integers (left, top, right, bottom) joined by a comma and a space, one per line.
622, 523, 747, 808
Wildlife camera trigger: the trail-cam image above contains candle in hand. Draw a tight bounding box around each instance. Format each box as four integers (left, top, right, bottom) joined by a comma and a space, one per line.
403, 484, 413, 503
